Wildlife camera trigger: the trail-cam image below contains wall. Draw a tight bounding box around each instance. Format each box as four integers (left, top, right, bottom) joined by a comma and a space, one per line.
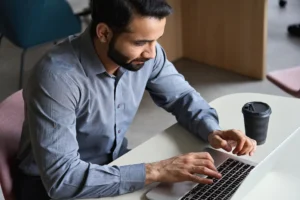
181, 0, 268, 79
158, 0, 183, 61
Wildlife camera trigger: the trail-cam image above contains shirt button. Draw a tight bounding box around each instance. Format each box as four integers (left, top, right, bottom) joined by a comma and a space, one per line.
129, 186, 135, 192
118, 130, 121, 134
117, 104, 121, 109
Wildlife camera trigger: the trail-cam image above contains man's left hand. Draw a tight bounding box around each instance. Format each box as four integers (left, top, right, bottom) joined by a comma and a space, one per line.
208, 129, 257, 156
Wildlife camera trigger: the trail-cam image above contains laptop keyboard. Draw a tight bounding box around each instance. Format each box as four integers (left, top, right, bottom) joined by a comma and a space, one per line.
180, 158, 255, 200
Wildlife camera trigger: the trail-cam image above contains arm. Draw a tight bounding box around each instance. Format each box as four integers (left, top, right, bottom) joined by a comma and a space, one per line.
146, 44, 221, 142
146, 45, 256, 157
24, 67, 145, 199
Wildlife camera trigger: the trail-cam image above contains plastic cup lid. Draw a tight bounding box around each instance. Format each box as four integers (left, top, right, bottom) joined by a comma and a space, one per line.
242, 101, 272, 117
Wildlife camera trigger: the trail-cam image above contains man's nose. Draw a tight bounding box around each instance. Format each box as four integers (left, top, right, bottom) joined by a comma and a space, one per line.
143, 43, 156, 59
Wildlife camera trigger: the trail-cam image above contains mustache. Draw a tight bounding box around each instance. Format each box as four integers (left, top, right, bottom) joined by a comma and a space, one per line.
132, 58, 149, 63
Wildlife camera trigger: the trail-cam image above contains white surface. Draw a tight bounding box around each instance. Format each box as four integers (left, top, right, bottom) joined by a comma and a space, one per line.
232, 127, 300, 200
243, 171, 300, 200
209, 93, 300, 163
80, 93, 300, 200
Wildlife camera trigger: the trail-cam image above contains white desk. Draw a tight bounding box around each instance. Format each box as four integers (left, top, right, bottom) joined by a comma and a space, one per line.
83, 93, 300, 200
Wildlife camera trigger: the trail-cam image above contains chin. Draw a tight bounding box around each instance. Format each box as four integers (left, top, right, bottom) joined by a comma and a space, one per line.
124, 64, 144, 72
134, 64, 145, 70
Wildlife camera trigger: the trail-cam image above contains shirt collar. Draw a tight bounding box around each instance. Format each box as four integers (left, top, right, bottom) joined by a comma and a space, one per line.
75, 26, 107, 76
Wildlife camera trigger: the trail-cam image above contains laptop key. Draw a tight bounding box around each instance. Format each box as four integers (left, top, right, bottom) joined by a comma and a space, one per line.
243, 164, 251, 169
180, 158, 255, 200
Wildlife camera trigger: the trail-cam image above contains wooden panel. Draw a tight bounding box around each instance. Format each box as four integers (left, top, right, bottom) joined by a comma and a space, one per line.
158, 0, 183, 61
181, 0, 268, 79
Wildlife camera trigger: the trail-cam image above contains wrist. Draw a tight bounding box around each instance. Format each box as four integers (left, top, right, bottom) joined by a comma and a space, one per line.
208, 130, 222, 143
145, 162, 160, 185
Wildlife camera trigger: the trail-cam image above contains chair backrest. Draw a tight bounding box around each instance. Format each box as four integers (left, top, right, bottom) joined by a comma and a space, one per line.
0, 91, 24, 200
0, 0, 81, 48
267, 66, 300, 98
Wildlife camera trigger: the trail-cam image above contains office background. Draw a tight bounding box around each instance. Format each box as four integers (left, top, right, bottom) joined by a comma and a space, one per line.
0, 0, 300, 198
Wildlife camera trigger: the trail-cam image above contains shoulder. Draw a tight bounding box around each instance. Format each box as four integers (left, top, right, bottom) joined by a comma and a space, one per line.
30, 37, 84, 87
25, 39, 82, 102
36, 38, 80, 76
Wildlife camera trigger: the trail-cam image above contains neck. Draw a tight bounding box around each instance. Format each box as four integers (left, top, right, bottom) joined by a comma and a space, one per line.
93, 38, 119, 75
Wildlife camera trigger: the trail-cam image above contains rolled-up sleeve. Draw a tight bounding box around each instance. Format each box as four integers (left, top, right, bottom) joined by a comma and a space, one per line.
146, 44, 221, 142
24, 66, 145, 199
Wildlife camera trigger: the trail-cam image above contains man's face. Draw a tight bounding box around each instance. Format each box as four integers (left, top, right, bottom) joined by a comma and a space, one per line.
107, 16, 166, 71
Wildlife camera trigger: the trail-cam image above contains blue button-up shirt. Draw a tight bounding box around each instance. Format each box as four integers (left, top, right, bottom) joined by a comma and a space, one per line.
17, 27, 221, 199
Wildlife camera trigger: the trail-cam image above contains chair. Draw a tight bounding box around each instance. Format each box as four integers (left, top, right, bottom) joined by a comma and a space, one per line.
0, 91, 24, 200
0, 0, 82, 89
267, 66, 300, 98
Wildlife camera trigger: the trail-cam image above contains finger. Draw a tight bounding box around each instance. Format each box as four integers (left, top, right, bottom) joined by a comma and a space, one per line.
192, 160, 218, 172
246, 139, 255, 156
238, 138, 253, 156
188, 174, 214, 184
240, 137, 254, 155
192, 152, 214, 163
232, 135, 246, 155
213, 135, 232, 152
219, 130, 244, 155
250, 139, 257, 156
192, 166, 222, 179
221, 129, 245, 141
247, 142, 254, 156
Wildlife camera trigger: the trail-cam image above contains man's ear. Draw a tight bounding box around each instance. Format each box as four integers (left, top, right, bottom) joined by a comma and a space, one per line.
96, 23, 113, 43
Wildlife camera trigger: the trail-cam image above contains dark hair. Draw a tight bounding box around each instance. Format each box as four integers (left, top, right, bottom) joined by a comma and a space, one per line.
91, 0, 173, 37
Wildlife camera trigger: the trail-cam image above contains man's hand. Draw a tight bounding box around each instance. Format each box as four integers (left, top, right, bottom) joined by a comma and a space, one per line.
145, 152, 222, 185
208, 129, 257, 156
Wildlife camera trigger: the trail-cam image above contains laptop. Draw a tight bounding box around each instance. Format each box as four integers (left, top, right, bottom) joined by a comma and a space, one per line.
146, 127, 300, 200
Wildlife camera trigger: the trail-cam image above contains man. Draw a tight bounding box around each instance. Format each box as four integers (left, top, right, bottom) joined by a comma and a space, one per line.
14, 0, 257, 199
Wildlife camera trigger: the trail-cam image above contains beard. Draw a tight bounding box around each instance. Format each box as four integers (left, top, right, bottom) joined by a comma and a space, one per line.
107, 36, 149, 71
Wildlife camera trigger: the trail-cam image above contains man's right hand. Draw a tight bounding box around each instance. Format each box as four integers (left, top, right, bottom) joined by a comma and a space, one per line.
145, 152, 222, 185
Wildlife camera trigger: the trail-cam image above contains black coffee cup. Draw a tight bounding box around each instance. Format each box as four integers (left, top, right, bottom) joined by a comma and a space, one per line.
242, 102, 272, 145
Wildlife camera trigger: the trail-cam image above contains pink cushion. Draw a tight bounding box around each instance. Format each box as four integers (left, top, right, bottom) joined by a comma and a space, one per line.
0, 90, 24, 200
267, 66, 300, 98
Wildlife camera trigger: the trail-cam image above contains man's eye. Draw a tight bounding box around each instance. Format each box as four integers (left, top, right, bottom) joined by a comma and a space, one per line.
134, 41, 146, 46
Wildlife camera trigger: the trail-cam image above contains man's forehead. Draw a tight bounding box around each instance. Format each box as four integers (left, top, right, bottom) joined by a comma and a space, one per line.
123, 16, 166, 38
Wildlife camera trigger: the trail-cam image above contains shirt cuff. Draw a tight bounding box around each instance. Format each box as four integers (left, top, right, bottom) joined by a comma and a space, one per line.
198, 117, 221, 142
119, 163, 146, 195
